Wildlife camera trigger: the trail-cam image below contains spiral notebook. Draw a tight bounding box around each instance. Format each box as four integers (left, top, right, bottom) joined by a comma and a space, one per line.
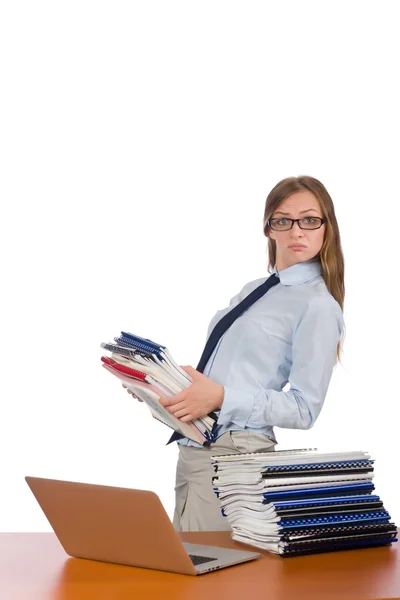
223, 495, 384, 519
232, 528, 398, 556
212, 449, 398, 557
101, 331, 218, 445
261, 482, 376, 501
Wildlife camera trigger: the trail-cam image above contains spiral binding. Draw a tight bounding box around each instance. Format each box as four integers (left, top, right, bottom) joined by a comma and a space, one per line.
280, 536, 397, 556
121, 331, 165, 351
274, 495, 381, 510
288, 535, 397, 546
280, 510, 390, 528
281, 522, 397, 539
114, 337, 158, 357
116, 336, 158, 354
263, 460, 374, 473
263, 482, 375, 501
101, 342, 139, 359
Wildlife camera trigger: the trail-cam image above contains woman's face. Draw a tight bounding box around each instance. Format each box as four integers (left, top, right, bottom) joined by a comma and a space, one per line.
268, 190, 326, 271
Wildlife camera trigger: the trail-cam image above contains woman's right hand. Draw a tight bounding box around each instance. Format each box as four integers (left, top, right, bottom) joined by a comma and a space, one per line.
122, 384, 143, 402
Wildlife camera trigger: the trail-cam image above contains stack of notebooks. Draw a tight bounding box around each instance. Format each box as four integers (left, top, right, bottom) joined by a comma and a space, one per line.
100, 331, 217, 445
212, 448, 398, 557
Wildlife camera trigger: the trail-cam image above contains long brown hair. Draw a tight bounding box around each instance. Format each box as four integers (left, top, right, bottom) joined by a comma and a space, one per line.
263, 176, 345, 361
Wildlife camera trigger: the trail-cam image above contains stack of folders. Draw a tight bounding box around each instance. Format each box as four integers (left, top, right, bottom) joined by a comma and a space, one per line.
100, 331, 217, 445
211, 448, 398, 557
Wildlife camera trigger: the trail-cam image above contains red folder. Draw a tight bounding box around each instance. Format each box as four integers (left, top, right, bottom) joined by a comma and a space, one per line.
100, 356, 147, 381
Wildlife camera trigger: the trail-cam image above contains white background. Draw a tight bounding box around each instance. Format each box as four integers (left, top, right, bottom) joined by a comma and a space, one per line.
1, 1, 399, 531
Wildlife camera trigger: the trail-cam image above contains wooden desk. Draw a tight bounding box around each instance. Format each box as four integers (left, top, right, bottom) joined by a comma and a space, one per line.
1, 532, 399, 600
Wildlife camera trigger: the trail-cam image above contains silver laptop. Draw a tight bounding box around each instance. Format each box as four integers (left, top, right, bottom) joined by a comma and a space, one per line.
25, 476, 259, 575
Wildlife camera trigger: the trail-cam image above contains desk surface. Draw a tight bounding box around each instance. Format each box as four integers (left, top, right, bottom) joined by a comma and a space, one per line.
1, 532, 400, 600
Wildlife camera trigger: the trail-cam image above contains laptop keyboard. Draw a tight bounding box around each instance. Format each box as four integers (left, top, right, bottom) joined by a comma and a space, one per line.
189, 554, 218, 566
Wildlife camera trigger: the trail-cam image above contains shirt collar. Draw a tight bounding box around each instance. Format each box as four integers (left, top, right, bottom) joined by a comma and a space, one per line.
272, 257, 322, 286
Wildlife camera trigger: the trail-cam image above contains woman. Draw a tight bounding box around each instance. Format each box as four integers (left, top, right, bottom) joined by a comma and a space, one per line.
163, 175, 345, 531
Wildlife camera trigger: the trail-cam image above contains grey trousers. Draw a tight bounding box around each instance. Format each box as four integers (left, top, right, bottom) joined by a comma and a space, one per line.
173, 431, 276, 532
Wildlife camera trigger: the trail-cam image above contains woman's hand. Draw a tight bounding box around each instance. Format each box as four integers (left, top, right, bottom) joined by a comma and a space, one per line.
159, 365, 224, 421
122, 384, 143, 402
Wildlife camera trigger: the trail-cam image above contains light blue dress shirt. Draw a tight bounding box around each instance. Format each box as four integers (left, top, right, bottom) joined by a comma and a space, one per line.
178, 257, 344, 447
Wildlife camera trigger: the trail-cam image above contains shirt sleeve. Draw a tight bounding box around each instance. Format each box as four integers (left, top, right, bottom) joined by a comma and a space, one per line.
217, 295, 344, 430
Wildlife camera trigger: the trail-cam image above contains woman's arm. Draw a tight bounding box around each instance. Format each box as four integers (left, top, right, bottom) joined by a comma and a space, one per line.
160, 295, 343, 429
218, 295, 344, 430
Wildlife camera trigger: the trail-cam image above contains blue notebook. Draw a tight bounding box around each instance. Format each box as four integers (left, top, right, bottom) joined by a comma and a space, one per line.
280, 535, 398, 557
279, 510, 391, 529
263, 482, 375, 502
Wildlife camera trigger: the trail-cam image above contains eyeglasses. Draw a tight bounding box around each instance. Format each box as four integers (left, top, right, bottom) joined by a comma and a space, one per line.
267, 217, 327, 231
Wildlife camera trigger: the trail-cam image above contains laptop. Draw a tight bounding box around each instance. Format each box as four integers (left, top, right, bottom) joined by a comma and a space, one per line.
25, 476, 260, 575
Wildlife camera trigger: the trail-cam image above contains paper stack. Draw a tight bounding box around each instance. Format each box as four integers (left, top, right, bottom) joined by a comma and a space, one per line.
100, 331, 217, 445
212, 448, 398, 557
